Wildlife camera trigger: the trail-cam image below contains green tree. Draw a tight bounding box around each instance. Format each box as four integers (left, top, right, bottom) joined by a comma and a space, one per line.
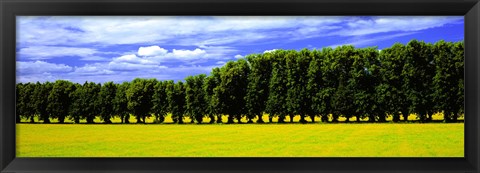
351, 47, 381, 122
185, 74, 207, 124
167, 81, 186, 124
307, 49, 329, 122
329, 46, 355, 122
245, 53, 272, 123
216, 59, 250, 123
377, 44, 410, 122
69, 83, 84, 123
452, 41, 464, 121
205, 68, 222, 123
47, 80, 75, 123
265, 50, 289, 123
16, 83, 24, 123
286, 49, 313, 123
20, 83, 36, 122
126, 78, 156, 123
98, 81, 117, 123
152, 81, 168, 123
433, 41, 464, 122
114, 82, 130, 123
32, 82, 53, 123
80, 82, 101, 123
403, 40, 435, 122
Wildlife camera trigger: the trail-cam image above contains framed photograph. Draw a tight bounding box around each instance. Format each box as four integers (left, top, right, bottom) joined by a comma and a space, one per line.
1, 0, 479, 173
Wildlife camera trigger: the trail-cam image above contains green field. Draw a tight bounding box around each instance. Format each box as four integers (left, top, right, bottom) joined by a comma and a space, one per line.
17, 121, 464, 157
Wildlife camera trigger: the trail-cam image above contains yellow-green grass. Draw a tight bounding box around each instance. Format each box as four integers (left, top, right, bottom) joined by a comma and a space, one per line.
17, 123, 463, 157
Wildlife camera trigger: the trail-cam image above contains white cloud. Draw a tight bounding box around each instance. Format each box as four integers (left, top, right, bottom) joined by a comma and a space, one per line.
138, 46, 168, 56
108, 61, 167, 71
17, 16, 462, 48
264, 49, 278, 53
330, 16, 462, 37
171, 48, 206, 58
72, 63, 115, 76
328, 32, 418, 48
17, 72, 58, 84
113, 54, 159, 65
17, 61, 73, 74
234, 55, 244, 59
17, 46, 98, 60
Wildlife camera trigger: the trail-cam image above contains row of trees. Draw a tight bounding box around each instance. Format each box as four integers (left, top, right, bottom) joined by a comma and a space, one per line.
16, 40, 464, 124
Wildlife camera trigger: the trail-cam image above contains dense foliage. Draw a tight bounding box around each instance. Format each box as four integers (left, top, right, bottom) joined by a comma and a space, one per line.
16, 40, 464, 124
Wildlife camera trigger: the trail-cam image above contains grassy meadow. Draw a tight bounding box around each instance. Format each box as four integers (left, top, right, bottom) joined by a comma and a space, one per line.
16, 114, 464, 157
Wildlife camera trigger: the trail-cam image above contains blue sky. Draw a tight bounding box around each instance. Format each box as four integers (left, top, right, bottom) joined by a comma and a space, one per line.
16, 16, 464, 84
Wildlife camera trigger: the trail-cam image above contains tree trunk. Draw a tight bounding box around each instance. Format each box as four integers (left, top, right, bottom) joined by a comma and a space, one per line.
426, 113, 432, 122
216, 115, 223, 123
58, 117, 65, 124
452, 113, 458, 122
236, 116, 242, 123
443, 112, 451, 122
247, 118, 253, 123
392, 113, 400, 122
419, 112, 427, 123
124, 114, 130, 124
159, 116, 165, 123
321, 115, 329, 122
332, 114, 339, 123
43, 114, 50, 124
74, 117, 80, 124
227, 115, 235, 124
402, 112, 408, 122
289, 115, 294, 123
368, 114, 375, 122
104, 116, 112, 124
30, 116, 35, 123
257, 114, 265, 123
378, 114, 386, 122
299, 114, 307, 123
177, 116, 184, 124
141, 116, 146, 124
310, 115, 315, 123
268, 116, 273, 123
209, 115, 215, 124
87, 116, 95, 124
136, 116, 142, 123
356, 115, 361, 122
278, 115, 286, 123
345, 117, 350, 122
196, 116, 203, 124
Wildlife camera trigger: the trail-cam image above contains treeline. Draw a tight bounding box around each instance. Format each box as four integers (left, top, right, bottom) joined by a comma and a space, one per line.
16, 40, 464, 124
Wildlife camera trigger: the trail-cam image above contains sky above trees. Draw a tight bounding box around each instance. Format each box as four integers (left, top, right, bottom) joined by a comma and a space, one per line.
16, 16, 464, 83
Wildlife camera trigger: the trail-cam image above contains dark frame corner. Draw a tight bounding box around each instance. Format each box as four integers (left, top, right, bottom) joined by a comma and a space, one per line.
1, 0, 479, 173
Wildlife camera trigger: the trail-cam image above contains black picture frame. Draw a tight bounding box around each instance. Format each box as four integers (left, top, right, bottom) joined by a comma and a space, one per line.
1, 0, 479, 173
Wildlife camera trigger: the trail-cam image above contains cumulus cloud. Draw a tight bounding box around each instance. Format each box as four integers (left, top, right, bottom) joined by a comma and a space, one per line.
171, 48, 206, 58
234, 55, 244, 59
138, 46, 168, 56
